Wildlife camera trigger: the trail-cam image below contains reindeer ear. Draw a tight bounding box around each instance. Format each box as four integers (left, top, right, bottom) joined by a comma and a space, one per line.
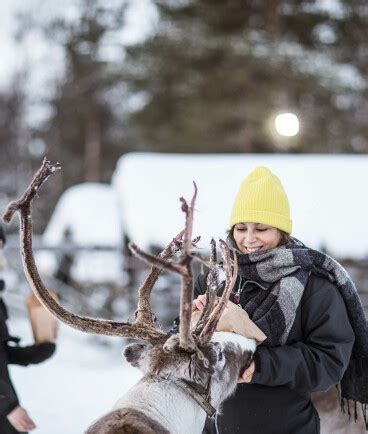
123, 342, 151, 368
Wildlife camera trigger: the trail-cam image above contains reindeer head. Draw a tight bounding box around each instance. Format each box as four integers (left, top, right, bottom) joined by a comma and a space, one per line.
123, 331, 255, 407
124, 339, 218, 382
2, 158, 255, 410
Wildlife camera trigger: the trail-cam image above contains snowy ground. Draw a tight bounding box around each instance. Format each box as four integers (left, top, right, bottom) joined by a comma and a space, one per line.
7, 316, 142, 434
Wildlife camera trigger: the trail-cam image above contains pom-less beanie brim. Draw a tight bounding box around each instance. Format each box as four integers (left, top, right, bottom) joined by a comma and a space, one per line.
229, 209, 292, 234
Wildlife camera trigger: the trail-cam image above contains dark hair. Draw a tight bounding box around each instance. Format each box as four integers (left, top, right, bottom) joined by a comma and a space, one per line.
227, 225, 291, 248
278, 230, 291, 246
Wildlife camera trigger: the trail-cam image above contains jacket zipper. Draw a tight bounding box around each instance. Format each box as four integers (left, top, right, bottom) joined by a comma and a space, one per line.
233, 277, 267, 305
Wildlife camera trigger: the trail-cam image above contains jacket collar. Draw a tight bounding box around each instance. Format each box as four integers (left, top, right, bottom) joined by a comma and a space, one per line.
236, 276, 273, 291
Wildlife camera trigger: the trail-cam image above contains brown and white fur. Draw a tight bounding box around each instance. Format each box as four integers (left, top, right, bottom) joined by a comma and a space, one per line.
87, 332, 256, 434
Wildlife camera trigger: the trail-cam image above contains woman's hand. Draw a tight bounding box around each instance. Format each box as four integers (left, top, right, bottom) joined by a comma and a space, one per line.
7, 406, 36, 432
193, 294, 220, 311
238, 361, 255, 383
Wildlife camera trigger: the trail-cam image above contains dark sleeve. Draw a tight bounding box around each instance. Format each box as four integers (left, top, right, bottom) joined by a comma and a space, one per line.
0, 305, 19, 417
251, 276, 355, 393
0, 346, 19, 417
0, 380, 19, 417
194, 271, 208, 299
0, 300, 11, 343
6, 342, 56, 366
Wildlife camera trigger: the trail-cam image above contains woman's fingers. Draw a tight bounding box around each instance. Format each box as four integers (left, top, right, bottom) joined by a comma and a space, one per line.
200, 294, 220, 305
238, 361, 255, 384
23, 411, 36, 431
193, 294, 221, 311
7, 406, 36, 431
193, 298, 205, 311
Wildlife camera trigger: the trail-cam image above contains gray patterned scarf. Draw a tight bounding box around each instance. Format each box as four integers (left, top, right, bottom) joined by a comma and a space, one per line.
228, 237, 368, 419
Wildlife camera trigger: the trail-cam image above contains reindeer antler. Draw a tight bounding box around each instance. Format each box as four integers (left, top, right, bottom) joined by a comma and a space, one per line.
4, 160, 237, 353
198, 240, 238, 344
134, 230, 185, 326
129, 182, 199, 352
2, 158, 173, 344
130, 185, 238, 351
133, 231, 201, 327
192, 238, 218, 335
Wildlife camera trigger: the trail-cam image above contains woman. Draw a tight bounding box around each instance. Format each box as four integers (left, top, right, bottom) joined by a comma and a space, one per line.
194, 167, 368, 434
0, 225, 56, 433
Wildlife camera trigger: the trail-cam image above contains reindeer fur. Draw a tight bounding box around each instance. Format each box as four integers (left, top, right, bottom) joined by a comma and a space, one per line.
86, 332, 256, 434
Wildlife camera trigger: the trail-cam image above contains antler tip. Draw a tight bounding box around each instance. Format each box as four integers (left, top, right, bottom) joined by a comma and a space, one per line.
42, 157, 62, 173
128, 242, 137, 252
2, 202, 19, 224
179, 197, 189, 213
192, 235, 201, 245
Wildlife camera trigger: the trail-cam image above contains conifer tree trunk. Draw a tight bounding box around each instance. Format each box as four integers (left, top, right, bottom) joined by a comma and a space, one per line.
266, 0, 280, 33
84, 110, 101, 182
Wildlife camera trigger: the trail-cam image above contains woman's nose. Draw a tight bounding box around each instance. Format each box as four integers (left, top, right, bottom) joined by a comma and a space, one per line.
245, 230, 257, 244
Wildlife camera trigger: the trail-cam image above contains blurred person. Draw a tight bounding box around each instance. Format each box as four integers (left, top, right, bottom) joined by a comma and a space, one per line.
0, 225, 56, 433
193, 167, 366, 434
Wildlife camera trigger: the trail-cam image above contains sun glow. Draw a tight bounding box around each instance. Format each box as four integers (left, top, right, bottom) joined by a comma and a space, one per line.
274, 113, 300, 137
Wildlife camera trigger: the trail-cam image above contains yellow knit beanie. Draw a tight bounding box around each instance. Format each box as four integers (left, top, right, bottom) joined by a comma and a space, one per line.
229, 166, 292, 234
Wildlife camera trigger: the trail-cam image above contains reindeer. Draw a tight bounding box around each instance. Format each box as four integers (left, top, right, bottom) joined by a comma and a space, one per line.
2, 159, 256, 434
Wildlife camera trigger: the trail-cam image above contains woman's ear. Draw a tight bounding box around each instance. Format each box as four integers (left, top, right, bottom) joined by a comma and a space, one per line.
123, 342, 152, 368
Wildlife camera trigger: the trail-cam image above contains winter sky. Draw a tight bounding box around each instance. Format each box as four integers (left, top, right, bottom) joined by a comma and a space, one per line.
0, 0, 157, 126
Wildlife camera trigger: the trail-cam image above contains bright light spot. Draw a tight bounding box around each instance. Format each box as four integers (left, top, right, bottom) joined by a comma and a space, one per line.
274, 113, 299, 137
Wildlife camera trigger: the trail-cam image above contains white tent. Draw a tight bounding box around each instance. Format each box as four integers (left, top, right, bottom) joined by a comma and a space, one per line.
112, 152, 368, 259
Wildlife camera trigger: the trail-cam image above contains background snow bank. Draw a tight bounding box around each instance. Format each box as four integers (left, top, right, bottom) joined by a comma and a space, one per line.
113, 153, 368, 258
42, 183, 121, 248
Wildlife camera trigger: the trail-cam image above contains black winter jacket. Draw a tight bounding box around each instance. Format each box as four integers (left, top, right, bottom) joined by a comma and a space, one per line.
195, 271, 355, 434
0, 297, 20, 434
0, 291, 56, 434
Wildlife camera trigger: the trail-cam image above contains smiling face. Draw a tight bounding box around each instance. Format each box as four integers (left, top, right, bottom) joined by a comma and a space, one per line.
232, 222, 282, 254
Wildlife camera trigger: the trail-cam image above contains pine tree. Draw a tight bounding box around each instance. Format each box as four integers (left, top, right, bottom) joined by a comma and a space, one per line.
0, 83, 26, 200
121, 0, 368, 153
38, 0, 128, 186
